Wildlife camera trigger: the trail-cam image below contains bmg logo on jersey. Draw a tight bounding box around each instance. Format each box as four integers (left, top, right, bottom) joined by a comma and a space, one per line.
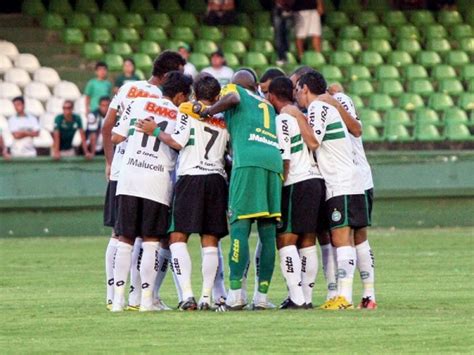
144, 101, 177, 120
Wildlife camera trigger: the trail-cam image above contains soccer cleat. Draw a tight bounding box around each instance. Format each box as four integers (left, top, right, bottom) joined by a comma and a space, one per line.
106, 300, 113, 311
215, 302, 246, 312
198, 302, 211, 311
248, 300, 276, 310
139, 303, 162, 312
320, 296, 354, 310
125, 304, 140, 311
358, 297, 378, 309
279, 298, 306, 310
178, 297, 198, 311
153, 298, 172, 311
305, 303, 313, 309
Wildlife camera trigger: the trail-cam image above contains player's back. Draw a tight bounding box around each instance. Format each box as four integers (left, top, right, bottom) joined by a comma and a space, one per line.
222, 83, 282, 173
114, 97, 178, 205
112, 80, 162, 115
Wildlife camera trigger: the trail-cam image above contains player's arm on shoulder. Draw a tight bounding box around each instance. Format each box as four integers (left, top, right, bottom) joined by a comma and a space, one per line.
319, 93, 362, 137
282, 105, 319, 151
201, 84, 240, 118
111, 110, 130, 145
135, 115, 183, 151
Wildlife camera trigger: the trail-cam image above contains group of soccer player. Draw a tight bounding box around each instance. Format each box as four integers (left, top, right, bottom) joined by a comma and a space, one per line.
101, 49, 377, 312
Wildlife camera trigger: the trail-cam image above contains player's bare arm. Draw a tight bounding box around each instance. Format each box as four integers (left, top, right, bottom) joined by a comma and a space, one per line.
281, 105, 319, 151
283, 160, 290, 182
318, 93, 362, 137
79, 129, 92, 159
135, 118, 183, 151
102, 107, 118, 166
201, 93, 240, 118
111, 132, 126, 145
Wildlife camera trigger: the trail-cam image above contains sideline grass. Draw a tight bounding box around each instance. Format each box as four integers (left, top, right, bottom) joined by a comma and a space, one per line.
1, 228, 473, 353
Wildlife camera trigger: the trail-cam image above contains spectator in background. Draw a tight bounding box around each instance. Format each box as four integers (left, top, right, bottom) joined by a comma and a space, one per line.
0, 129, 11, 160
8, 96, 40, 158
273, 0, 294, 65
204, 0, 237, 25
84, 61, 112, 115
52, 100, 91, 160
86, 96, 110, 156
178, 45, 198, 79
201, 50, 234, 86
114, 58, 140, 93
293, 0, 324, 58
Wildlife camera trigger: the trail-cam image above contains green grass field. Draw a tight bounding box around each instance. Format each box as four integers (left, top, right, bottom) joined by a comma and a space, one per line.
1, 228, 473, 353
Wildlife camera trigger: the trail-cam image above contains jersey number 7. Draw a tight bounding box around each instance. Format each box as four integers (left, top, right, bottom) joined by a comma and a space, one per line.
204, 126, 219, 160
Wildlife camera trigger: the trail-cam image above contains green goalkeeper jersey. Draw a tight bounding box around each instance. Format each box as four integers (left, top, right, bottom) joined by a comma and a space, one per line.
221, 84, 283, 173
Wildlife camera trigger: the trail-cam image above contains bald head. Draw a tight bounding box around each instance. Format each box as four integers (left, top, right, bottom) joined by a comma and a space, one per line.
232, 70, 257, 92
327, 83, 344, 95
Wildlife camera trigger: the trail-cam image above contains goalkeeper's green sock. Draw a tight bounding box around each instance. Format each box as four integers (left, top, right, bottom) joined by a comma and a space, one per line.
228, 219, 251, 294
256, 219, 277, 295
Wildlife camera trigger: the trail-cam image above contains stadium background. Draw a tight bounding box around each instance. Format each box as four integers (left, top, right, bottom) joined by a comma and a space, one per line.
0, 1, 473, 353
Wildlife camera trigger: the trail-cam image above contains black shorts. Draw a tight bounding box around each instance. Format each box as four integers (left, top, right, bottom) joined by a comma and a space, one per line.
103, 180, 118, 228
169, 174, 228, 237
115, 195, 170, 238
316, 196, 329, 234
365, 188, 374, 226
326, 194, 369, 230
278, 178, 325, 235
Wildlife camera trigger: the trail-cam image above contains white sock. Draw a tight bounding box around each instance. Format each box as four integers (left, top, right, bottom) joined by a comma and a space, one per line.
336, 246, 357, 304
153, 247, 171, 300
252, 240, 262, 302
170, 242, 193, 300
212, 242, 227, 302
200, 246, 218, 304
356, 240, 375, 301
320, 243, 338, 300
227, 289, 243, 306
112, 242, 133, 309
279, 246, 305, 306
139, 241, 159, 308
105, 237, 118, 304
299, 245, 318, 305
128, 237, 143, 306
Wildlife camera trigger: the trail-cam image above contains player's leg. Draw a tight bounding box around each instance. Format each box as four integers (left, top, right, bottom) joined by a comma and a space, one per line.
152, 239, 174, 310
127, 236, 143, 309
103, 180, 119, 309
298, 234, 318, 308
200, 235, 219, 309
317, 231, 338, 300
212, 242, 227, 305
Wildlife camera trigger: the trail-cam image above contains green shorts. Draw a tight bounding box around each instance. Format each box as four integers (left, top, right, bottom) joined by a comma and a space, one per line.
228, 167, 282, 224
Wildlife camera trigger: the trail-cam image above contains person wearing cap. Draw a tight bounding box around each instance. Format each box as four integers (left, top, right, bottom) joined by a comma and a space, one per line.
201, 50, 234, 87
178, 45, 198, 79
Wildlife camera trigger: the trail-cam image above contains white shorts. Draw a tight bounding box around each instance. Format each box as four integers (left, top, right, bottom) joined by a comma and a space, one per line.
295, 10, 322, 38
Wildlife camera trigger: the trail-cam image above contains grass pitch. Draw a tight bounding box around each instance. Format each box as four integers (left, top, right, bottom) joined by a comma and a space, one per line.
1, 228, 473, 353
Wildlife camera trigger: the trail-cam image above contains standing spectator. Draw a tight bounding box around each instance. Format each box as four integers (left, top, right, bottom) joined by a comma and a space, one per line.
0, 129, 11, 160
293, 0, 324, 58
178, 45, 198, 79
202, 50, 234, 86
84, 61, 112, 114
52, 100, 91, 160
273, 0, 295, 65
204, 0, 236, 25
113, 58, 140, 93
86, 96, 110, 157
7, 96, 40, 158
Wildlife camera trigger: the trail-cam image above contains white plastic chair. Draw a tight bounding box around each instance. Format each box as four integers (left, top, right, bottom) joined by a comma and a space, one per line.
24, 82, 51, 102
39, 112, 57, 132
0, 82, 22, 100
53, 81, 81, 101
74, 95, 87, 115
33, 67, 61, 88
25, 98, 45, 117
33, 128, 54, 148
0, 99, 15, 117
0, 54, 13, 74
14, 53, 41, 74
45, 96, 64, 115
4, 68, 31, 88
0, 41, 19, 59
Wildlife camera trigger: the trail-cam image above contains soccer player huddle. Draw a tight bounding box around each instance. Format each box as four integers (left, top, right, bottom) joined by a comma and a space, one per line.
102, 50, 376, 313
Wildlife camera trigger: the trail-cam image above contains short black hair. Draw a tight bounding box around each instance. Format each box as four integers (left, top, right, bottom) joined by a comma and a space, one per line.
194, 75, 221, 101
291, 65, 316, 78
297, 71, 327, 95
99, 96, 111, 103
152, 50, 186, 78
269, 77, 293, 102
12, 96, 24, 104
260, 67, 286, 83
95, 61, 107, 70
238, 67, 258, 83
162, 71, 193, 98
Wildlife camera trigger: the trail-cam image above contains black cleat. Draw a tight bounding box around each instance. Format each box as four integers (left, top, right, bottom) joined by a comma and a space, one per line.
305, 303, 313, 309
178, 297, 197, 311
279, 298, 306, 310
215, 302, 246, 312
198, 302, 211, 311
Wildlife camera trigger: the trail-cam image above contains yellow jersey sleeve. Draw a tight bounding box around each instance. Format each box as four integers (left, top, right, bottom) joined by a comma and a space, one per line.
178, 102, 202, 120
220, 83, 240, 98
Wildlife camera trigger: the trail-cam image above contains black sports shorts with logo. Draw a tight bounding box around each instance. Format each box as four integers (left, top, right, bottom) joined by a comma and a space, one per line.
278, 178, 325, 234
115, 195, 170, 238
103, 180, 118, 228
365, 188, 374, 226
326, 194, 369, 230
169, 174, 228, 238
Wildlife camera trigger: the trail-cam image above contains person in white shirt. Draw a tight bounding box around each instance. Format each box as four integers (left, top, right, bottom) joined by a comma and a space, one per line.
269, 76, 325, 310
201, 50, 234, 86
110, 72, 193, 312
138, 74, 230, 311
294, 71, 369, 310
8, 96, 40, 158
0, 128, 11, 160
178, 45, 198, 79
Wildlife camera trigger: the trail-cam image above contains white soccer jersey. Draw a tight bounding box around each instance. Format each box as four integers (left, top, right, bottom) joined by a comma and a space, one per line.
109, 80, 162, 181
307, 100, 364, 199
172, 110, 229, 178
112, 98, 178, 206
333, 92, 374, 190
276, 113, 322, 186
